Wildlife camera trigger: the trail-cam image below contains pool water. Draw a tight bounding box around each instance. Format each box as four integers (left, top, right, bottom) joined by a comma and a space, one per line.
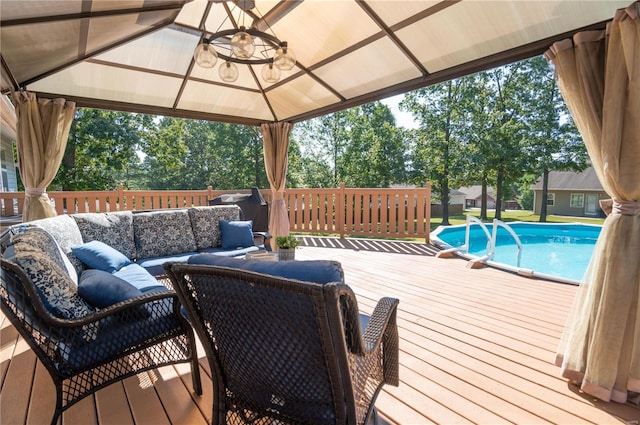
431, 222, 602, 283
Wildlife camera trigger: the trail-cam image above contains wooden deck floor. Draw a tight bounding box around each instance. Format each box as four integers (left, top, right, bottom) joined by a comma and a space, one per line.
2, 237, 639, 424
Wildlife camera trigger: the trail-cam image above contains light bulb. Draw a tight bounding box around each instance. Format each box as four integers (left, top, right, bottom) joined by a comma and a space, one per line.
261, 63, 281, 83
230, 27, 255, 59
219, 61, 239, 82
193, 41, 217, 68
273, 42, 296, 71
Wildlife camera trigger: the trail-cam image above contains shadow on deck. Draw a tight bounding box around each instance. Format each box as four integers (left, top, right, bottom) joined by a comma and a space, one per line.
297, 236, 440, 257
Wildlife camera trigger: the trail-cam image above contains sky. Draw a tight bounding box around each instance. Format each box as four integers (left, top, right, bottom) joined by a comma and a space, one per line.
379, 94, 419, 129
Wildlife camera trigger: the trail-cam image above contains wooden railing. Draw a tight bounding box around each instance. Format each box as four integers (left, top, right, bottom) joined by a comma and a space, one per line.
0, 184, 431, 240
286, 184, 431, 239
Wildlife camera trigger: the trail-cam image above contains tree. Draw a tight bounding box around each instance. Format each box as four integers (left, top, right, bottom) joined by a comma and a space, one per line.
293, 111, 349, 187
401, 77, 478, 225
286, 134, 333, 188
141, 118, 267, 190
518, 56, 588, 221
54, 109, 151, 191
341, 102, 407, 187
476, 63, 532, 220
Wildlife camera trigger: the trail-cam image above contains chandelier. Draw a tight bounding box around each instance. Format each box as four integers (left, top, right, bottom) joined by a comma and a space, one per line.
193, 1, 296, 84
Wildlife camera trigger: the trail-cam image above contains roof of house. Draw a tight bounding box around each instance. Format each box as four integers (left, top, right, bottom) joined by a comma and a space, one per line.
532, 167, 604, 191
457, 185, 495, 200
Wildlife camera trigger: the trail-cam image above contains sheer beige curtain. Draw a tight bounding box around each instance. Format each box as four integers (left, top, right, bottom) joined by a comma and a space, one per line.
545, 2, 639, 404
14, 91, 76, 222
261, 122, 293, 245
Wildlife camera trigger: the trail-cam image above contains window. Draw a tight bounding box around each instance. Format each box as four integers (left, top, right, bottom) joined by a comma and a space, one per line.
546, 193, 555, 206
570, 193, 585, 208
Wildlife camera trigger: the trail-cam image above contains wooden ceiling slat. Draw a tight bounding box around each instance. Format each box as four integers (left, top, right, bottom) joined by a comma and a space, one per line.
356, 1, 429, 77
35, 91, 267, 126
174, 0, 215, 110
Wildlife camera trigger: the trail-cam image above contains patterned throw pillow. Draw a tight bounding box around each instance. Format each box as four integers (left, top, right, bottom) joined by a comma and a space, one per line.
11, 227, 67, 271
28, 215, 85, 273
133, 210, 198, 259
188, 206, 241, 250
12, 246, 97, 341
73, 212, 136, 260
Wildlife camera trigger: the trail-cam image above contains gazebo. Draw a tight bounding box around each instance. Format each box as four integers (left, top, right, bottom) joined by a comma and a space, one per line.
1, 0, 638, 407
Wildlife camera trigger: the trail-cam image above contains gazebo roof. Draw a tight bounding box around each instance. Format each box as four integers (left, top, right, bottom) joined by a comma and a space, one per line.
0, 0, 628, 126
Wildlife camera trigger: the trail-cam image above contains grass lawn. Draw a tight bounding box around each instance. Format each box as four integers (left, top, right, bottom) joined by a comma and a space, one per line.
430, 209, 605, 231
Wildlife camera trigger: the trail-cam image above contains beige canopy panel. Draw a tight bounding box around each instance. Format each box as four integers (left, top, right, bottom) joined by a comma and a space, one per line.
0, 0, 629, 125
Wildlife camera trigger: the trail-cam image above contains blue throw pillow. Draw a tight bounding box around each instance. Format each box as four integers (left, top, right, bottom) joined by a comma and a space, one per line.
188, 254, 344, 284
78, 269, 144, 308
220, 220, 254, 249
71, 240, 131, 273
113, 264, 166, 292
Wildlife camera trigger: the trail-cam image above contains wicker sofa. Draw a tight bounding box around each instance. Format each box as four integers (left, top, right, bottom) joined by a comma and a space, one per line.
2, 205, 267, 276
0, 205, 267, 424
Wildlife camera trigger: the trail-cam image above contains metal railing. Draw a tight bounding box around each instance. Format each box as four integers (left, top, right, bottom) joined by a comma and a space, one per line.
0, 183, 431, 240
491, 219, 522, 267
436, 215, 522, 267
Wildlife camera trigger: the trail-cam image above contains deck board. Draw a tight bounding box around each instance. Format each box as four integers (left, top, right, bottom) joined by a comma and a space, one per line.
1, 236, 639, 424
123, 373, 172, 425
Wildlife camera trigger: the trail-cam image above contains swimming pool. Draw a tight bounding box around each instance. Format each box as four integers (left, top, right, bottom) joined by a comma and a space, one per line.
430, 221, 602, 284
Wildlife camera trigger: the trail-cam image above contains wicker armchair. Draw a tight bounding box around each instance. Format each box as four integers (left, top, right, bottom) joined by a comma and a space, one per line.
165, 262, 399, 425
0, 258, 202, 425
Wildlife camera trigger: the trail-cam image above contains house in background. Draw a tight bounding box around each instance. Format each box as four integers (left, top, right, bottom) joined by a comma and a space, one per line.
532, 167, 607, 217
430, 189, 465, 217
0, 95, 18, 193
1, 95, 19, 220
458, 185, 496, 209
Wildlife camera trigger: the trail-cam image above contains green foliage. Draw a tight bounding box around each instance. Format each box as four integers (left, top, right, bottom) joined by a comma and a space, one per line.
275, 235, 300, 249
341, 102, 407, 187
518, 189, 534, 210
53, 108, 152, 190
401, 76, 481, 224
292, 102, 407, 188
293, 111, 350, 187
140, 118, 266, 190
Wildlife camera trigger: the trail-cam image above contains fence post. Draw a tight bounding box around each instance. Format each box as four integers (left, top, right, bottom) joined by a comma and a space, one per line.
207, 185, 213, 203
337, 183, 345, 238
117, 184, 125, 211
425, 182, 431, 243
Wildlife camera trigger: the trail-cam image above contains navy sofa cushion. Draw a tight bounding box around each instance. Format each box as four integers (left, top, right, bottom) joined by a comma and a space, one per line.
220, 220, 254, 249
78, 269, 145, 309
62, 297, 177, 371
136, 252, 199, 276
188, 254, 344, 284
72, 240, 132, 273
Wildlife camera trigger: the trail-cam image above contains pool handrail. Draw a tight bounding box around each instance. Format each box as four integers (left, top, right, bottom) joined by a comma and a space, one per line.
491, 219, 522, 267
437, 215, 493, 261
466, 215, 492, 257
